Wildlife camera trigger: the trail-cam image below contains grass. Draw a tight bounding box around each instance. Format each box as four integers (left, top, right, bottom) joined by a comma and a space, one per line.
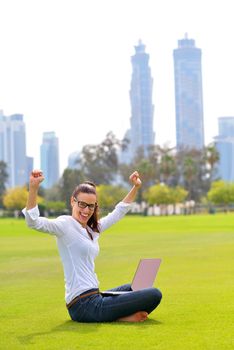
0, 214, 233, 350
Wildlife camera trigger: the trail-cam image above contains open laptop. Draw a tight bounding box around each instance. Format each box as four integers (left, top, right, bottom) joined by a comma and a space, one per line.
101, 258, 161, 295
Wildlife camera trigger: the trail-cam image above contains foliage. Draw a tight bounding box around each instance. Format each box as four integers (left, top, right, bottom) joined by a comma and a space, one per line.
169, 186, 188, 204
59, 168, 85, 210
0, 161, 8, 207
57, 142, 220, 205
175, 146, 214, 201
3, 186, 43, 210
205, 142, 220, 180
119, 144, 220, 202
80, 132, 127, 185
207, 180, 234, 208
158, 145, 177, 185
144, 183, 171, 205
45, 201, 66, 213
44, 184, 62, 202
119, 145, 161, 202
144, 183, 188, 211
96, 184, 127, 209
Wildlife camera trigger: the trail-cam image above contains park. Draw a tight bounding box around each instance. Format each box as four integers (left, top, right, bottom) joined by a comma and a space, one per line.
0, 213, 233, 350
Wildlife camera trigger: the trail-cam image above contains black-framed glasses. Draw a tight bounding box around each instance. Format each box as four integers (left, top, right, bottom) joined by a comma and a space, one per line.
73, 198, 96, 210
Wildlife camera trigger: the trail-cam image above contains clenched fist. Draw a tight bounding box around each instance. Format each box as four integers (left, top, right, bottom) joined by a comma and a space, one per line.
29, 169, 45, 189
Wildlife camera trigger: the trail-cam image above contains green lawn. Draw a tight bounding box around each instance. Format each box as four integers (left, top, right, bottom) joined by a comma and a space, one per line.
0, 214, 233, 350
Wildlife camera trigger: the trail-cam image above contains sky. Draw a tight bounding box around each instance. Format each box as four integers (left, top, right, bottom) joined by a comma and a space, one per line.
0, 0, 234, 173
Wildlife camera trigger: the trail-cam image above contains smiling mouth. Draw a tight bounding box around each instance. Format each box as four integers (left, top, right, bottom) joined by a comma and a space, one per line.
79, 213, 89, 218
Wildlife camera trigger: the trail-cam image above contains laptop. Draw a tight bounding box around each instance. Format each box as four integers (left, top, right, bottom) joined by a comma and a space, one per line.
101, 258, 161, 295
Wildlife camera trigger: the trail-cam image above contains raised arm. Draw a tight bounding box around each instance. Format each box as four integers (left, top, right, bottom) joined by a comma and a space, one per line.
122, 171, 142, 203
99, 171, 142, 232
26, 169, 45, 209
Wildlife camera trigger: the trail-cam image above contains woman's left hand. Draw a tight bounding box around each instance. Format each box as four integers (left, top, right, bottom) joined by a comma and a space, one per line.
129, 171, 142, 188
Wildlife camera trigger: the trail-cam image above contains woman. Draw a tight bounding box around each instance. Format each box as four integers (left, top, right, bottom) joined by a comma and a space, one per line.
23, 169, 162, 323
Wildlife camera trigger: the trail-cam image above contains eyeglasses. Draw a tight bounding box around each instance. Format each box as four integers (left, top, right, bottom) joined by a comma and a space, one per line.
73, 198, 96, 210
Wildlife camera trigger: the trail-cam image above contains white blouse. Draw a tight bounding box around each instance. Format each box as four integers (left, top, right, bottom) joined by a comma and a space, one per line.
22, 202, 131, 303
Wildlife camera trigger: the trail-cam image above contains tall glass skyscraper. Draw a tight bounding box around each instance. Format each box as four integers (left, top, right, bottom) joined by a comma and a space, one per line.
214, 117, 234, 182
173, 34, 204, 149
0, 112, 31, 188
122, 40, 154, 163
40, 131, 60, 189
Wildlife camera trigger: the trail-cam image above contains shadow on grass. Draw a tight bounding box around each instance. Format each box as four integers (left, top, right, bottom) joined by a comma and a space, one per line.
18, 318, 162, 345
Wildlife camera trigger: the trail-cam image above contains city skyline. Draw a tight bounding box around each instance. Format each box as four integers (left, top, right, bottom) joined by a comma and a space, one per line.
0, 1, 234, 173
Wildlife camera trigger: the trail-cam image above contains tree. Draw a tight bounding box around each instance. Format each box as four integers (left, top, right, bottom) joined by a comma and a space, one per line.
144, 183, 171, 214
45, 201, 67, 216
59, 168, 85, 210
44, 183, 62, 201
0, 161, 8, 207
119, 145, 160, 202
120, 159, 156, 202
144, 183, 188, 215
169, 186, 188, 214
3, 186, 43, 212
204, 143, 220, 183
96, 184, 127, 212
207, 181, 234, 211
175, 147, 207, 201
159, 150, 176, 185
81, 132, 126, 185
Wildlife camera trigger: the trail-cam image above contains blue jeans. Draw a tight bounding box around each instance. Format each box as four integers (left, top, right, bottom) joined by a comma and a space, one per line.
67, 284, 162, 323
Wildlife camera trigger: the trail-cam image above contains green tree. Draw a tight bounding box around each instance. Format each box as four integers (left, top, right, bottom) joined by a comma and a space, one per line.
44, 183, 62, 201
45, 201, 67, 216
96, 184, 127, 212
183, 156, 198, 197
119, 145, 160, 202
0, 161, 8, 207
3, 186, 43, 212
175, 148, 205, 201
59, 168, 85, 210
204, 143, 220, 183
144, 183, 171, 214
169, 186, 188, 214
81, 132, 126, 185
159, 149, 176, 185
207, 181, 234, 211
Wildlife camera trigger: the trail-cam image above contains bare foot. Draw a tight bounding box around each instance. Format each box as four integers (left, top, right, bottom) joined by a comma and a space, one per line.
117, 311, 148, 322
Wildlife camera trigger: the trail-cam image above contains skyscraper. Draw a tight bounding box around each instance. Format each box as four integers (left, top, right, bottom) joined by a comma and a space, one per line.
214, 117, 234, 182
121, 40, 154, 163
0, 111, 30, 188
173, 34, 204, 149
68, 151, 81, 169
40, 131, 60, 189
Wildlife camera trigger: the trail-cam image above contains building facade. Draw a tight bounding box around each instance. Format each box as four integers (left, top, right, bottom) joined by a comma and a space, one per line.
68, 151, 81, 169
121, 40, 154, 163
0, 111, 31, 188
214, 117, 234, 182
40, 131, 60, 189
173, 34, 204, 149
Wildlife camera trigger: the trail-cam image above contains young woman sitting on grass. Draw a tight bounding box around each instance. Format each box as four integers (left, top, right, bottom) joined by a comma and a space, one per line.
23, 170, 162, 323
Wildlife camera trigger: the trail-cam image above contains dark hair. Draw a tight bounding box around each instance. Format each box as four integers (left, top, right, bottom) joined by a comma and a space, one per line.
72, 181, 100, 233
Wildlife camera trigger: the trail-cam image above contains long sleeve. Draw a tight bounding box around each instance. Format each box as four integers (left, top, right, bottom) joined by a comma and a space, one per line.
22, 206, 66, 237
99, 202, 132, 232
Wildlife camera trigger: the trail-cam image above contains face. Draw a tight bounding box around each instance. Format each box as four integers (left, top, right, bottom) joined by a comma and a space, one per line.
71, 192, 97, 227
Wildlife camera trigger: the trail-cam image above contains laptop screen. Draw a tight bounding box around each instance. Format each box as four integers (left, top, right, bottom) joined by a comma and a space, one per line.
131, 258, 161, 291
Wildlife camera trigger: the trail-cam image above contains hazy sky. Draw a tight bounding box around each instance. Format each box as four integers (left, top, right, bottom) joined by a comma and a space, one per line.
0, 0, 234, 173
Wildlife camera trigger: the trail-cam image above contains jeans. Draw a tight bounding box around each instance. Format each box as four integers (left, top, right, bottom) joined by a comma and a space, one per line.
67, 284, 162, 323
